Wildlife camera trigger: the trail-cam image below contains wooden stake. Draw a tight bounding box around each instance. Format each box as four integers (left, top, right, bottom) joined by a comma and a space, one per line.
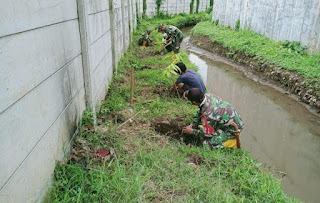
130, 67, 134, 105
231, 122, 241, 149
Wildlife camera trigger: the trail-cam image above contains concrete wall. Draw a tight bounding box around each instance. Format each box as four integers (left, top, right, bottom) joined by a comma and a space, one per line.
0, 0, 206, 201
0, 0, 137, 202
138, 0, 210, 17
212, 0, 320, 52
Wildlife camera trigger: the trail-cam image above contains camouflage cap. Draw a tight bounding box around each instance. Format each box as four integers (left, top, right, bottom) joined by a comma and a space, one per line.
147, 29, 152, 33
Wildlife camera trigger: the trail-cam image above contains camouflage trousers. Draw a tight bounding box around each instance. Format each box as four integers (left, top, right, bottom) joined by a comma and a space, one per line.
203, 128, 238, 149
173, 34, 183, 53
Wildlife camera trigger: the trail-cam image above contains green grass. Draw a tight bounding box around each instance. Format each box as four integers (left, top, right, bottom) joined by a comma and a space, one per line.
46, 14, 298, 202
192, 21, 320, 84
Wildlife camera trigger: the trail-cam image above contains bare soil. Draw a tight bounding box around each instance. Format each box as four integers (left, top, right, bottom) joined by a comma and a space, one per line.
152, 117, 202, 146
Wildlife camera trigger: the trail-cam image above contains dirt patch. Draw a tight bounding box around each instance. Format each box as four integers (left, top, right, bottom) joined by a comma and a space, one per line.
137, 49, 162, 60
191, 35, 320, 113
152, 118, 202, 146
187, 153, 205, 165
153, 85, 182, 98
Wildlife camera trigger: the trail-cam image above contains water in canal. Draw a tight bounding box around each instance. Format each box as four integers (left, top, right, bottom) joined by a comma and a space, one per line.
180, 27, 320, 203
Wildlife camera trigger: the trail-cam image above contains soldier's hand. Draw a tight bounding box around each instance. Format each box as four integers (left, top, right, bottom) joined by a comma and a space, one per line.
182, 125, 193, 134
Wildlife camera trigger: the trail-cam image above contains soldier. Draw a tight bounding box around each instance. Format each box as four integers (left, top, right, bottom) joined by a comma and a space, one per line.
182, 88, 244, 149
158, 24, 184, 53
173, 62, 206, 94
138, 29, 153, 47
161, 33, 174, 53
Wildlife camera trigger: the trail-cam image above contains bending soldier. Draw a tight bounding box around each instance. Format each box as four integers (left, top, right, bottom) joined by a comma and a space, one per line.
158, 24, 184, 53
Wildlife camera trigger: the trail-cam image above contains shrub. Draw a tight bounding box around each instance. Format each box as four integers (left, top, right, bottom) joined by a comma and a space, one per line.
235, 19, 240, 31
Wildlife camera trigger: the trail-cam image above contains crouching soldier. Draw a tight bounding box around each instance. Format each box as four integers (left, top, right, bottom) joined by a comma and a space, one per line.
182, 88, 244, 149
138, 29, 153, 47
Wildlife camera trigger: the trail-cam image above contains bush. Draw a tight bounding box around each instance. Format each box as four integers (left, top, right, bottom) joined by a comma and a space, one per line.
235, 19, 240, 31
282, 40, 307, 55
215, 19, 219, 26
206, 6, 213, 14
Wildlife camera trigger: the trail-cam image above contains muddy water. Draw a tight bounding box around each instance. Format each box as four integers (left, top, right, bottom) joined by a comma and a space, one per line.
180, 27, 320, 203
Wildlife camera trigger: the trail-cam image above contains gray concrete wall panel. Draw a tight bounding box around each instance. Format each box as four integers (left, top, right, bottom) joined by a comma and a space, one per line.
0, 88, 85, 203
88, 10, 111, 44
0, 54, 84, 188
0, 20, 81, 115
213, 0, 320, 52
88, 0, 110, 14
0, 0, 78, 38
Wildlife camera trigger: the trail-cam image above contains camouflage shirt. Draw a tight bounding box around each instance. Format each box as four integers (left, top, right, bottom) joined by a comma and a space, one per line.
192, 93, 244, 145
165, 25, 183, 41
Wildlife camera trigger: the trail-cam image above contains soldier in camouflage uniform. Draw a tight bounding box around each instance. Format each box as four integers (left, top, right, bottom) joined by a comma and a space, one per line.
158, 24, 184, 53
138, 29, 153, 47
182, 88, 244, 149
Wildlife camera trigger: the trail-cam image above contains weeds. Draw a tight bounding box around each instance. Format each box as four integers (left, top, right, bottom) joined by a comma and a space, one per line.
235, 19, 240, 31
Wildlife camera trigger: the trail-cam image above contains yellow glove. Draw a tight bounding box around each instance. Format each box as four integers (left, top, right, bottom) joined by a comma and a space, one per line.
171, 54, 176, 62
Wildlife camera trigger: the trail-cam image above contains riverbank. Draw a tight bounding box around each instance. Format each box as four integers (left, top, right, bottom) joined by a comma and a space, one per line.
191, 21, 320, 113
46, 14, 297, 202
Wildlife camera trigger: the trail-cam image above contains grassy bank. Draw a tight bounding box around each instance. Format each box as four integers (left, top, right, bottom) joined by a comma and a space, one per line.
191, 21, 320, 110
192, 21, 320, 81
46, 14, 297, 202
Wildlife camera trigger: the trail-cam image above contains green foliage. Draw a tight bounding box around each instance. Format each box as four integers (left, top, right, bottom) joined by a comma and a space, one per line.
81, 110, 94, 126
190, 0, 195, 14
156, 0, 163, 16
205, 6, 213, 14
143, 0, 147, 18
235, 19, 240, 31
215, 19, 219, 26
157, 13, 210, 28
196, 0, 200, 13
282, 40, 307, 55
210, 0, 214, 7
162, 53, 183, 82
192, 21, 320, 83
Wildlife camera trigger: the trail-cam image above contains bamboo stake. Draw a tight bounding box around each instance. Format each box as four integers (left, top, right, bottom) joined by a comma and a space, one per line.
130, 67, 134, 105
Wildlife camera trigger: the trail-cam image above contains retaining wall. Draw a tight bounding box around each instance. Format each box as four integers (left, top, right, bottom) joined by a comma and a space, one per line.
212, 0, 320, 52
0, 0, 209, 202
